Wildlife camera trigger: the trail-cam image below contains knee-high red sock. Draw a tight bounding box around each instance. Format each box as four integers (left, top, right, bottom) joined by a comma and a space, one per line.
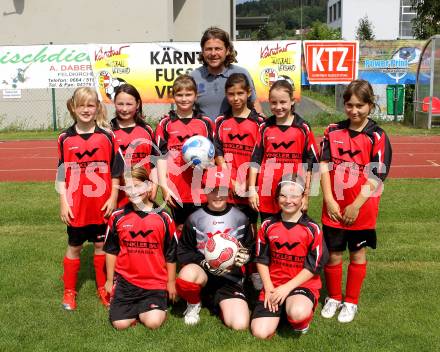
324, 262, 343, 301
93, 254, 107, 288
345, 262, 367, 305
176, 278, 202, 304
288, 312, 313, 331
63, 257, 80, 291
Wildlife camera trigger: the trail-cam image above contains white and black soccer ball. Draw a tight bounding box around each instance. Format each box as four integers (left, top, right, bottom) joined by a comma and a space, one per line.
105, 77, 127, 100
204, 233, 239, 271
182, 135, 215, 169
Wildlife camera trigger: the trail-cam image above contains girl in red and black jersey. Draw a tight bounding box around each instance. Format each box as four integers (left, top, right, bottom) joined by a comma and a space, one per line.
57, 87, 124, 311
111, 84, 159, 207
214, 73, 264, 231
251, 174, 328, 338
319, 80, 392, 323
155, 75, 214, 232
248, 80, 318, 222
104, 167, 178, 330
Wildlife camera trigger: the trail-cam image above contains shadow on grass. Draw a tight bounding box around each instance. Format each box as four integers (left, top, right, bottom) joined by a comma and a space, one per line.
77, 244, 96, 291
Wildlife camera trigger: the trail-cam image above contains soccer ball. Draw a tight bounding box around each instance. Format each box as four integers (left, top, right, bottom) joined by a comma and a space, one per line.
204, 233, 239, 271
182, 136, 215, 169
105, 76, 127, 100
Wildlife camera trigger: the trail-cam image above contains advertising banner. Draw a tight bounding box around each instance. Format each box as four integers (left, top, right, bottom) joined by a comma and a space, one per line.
0, 45, 94, 89
358, 40, 425, 84
303, 41, 359, 84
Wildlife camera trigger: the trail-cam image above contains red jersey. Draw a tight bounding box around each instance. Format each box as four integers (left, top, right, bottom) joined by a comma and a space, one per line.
255, 214, 328, 294
57, 125, 124, 227
104, 205, 178, 290
214, 109, 264, 205
155, 111, 214, 204
111, 118, 159, 207
319, 119, 392, 230
251, 114, 318, 213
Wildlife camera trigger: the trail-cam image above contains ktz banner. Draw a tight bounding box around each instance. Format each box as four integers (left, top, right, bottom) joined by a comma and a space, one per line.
0, 45, 94, 89
88, 41, 302, 103
358, 40, 425, 84
303, 41, 359, 84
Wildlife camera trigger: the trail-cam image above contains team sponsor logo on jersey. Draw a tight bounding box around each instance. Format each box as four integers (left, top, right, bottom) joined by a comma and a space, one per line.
120, 140, 143, 152
223, 127, 232, 131
207, 229, 231, 238
75, 148, 99, 159
68, 146, 79, 150
333, 140, 344, 144
129, 230, 154, 239
274, 241, 300, 250
272, 141, 295, 150
338, 147, 361, 158
212, 220, 225, 225
169, 131, 180, 134
267, 136, 276, 140
177, 134, 197, 143
228, 133, 249, 141
122, 224, 133, 228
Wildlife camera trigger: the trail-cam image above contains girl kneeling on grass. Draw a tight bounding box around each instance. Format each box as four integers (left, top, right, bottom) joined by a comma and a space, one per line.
319, 80, 392, 323
251, 174, 328, 338
104, 167, 178, 330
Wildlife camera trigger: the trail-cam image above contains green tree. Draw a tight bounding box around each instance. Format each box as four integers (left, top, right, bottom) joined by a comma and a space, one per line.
411, 0, 440, 39
305, 21, 341, 40
355, 15, 375, 40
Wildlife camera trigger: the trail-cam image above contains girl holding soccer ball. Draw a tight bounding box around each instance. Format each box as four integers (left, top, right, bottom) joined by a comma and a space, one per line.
319, 80, 392, 323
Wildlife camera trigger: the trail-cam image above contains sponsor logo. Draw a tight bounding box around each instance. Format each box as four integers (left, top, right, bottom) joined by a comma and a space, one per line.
357, 240, 367, 247
333, 140, 344, 144
129, 230, 154, 239
338, 148, 361, 158
223, 127, 232, 131
177, 134, 196, 143
212, 221, 225, 225
228, 133, 249, 141
122, 224, 133, 228
274, 241, 301, 250
68, 146, 79, 150
75, 148, 99, 159
260, 68, 278, 86
272, 141, 294, 150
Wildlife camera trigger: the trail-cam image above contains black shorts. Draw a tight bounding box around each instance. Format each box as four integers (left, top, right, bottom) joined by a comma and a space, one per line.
260, 212, 276, 223
170, 202, 201, 225
202, 272, 247, 307
251, 287, 317, 319
109, 275, 167, 322
234, 203, 258, 224
67, 224, 107, 246
322, 225, 377, 252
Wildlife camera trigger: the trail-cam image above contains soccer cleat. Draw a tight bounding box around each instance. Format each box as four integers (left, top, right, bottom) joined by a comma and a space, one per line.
338, 302, 358, 323
97, 287, 110, 308
293, 325, 309, 334
183, 302, 201, 325
62, 289, 77, 311
321, 297, 342, 319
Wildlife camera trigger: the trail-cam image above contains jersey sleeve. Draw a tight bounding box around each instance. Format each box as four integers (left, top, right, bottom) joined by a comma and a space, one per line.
110, 132, 125, 178
177, 219, 204, 265
155, 117, 169, 157
160, 211, 178, 263
319, 125, 332, 162
254, 220, 271, 265
56, 133, 66, 182
103, 215, 121, 255
144, 124, 160, 158
202, 116, 215, 142
250, 124, 265, 167
370, 130, 392, 181
214, 116, 224, 157
304, 222, 328, 274
302, 123, 319, 171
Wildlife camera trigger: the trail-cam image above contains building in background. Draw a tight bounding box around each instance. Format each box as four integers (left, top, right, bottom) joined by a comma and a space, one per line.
0, 0, 235, 44
327, 0, 416, 40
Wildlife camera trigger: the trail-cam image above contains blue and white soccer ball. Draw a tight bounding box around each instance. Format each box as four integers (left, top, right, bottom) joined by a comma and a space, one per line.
182, 136, 215, 169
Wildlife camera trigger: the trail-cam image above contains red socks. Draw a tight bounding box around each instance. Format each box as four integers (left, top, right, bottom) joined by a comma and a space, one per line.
63, 257, 80, 291
176, 278, 202, 304
93, 254, 107, 288
288, 312, 313, 331
345, 262, 367, 305
324, 262, 343, 301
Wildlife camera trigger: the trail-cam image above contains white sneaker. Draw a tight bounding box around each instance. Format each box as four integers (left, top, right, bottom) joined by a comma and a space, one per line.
183, 302, 201, 325
338, 302, 358, 323
321, 297, 341, 319
250, 273, 263, 291
293, 325, 309, 334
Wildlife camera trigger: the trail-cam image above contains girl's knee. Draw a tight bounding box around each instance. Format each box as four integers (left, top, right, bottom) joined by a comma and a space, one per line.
226, 316, 249, 331
112, 320, 133, 330
139, 312, 166, 329
251, 324, 276, 339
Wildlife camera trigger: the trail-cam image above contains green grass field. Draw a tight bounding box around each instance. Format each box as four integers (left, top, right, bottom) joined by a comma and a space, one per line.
1, 180, 439, 352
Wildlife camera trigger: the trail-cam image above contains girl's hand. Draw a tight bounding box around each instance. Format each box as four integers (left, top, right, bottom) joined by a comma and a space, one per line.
101, 197, 117, 218
326, 199, 342, 222
60, 199, 74, 225
167, 280, 177, 303
104, 279, 114, 296
249, 190, 259, 212
161, 187, 178, 208
342, 203, 360, 226
263, 283, 278, 312
269, 284, 291, 306
233, 180, 247, 198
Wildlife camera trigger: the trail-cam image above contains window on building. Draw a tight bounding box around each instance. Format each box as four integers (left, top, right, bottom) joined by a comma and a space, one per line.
399, 0, 416, 38
337, 1, 341, 19
328, 6, 332, 22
